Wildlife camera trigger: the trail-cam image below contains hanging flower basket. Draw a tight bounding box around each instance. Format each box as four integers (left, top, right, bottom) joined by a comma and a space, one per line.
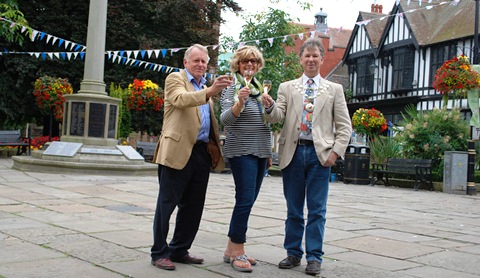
352, 108, 387, 139
432, 55, 480, 106
126, 79, 163, 111
125, 79, 164, 136
33, 76, 73, 122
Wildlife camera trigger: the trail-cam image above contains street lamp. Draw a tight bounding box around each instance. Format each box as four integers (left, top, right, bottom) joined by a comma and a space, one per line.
467, 0, 479, 195
474, 0, 479, 64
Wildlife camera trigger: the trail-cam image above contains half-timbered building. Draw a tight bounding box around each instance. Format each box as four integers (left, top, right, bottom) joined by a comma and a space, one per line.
343, 0, 480, 124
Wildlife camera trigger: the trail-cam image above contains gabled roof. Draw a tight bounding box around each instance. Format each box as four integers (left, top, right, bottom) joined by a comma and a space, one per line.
295, 23, 352, 49
360, 12, 389, 48
341, 12, 387, 63
403, 0, 478, 46
378, 0, 479, 52
344, 0, 480, 63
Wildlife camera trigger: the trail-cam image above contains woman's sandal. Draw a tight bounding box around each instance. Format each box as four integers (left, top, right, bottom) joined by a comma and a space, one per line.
230, 255, 253, 272
223, 255, 257, 265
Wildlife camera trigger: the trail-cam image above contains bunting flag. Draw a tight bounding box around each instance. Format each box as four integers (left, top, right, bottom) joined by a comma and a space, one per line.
267, 38, 274, 46
0, 0, 464, 73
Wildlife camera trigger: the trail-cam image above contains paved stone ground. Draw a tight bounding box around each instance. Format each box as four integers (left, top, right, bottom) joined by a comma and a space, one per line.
0, 157, 479, 278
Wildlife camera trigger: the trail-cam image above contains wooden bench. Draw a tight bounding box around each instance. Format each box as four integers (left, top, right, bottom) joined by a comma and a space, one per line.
371, 158, 433, 191
136, 141, 157, 161
0, 130, 31, 156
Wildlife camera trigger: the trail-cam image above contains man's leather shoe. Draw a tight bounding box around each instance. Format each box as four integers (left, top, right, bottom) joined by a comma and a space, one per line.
305, 260, 321, 275
170, 253, 204, 264
278, 256, 301, 269
151, 258, 176, 270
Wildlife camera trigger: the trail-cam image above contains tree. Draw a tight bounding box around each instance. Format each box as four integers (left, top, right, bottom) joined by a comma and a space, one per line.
0, 0, 31, 46
222, 6, 306, 131
0, 0, 241, 130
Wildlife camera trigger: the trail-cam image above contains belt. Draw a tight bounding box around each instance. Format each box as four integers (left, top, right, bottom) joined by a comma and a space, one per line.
298, 139, 313, 145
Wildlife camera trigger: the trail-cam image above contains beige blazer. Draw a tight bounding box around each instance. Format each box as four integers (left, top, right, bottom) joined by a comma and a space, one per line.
153, 70, 224, 171
265, 77, 352, 169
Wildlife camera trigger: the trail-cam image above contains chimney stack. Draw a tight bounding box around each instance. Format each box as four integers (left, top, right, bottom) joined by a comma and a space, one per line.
371, 3, 383, 14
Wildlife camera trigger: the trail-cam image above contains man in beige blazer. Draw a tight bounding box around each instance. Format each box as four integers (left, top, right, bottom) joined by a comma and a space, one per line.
262, 38, 352, 276
150, 44, 231, 271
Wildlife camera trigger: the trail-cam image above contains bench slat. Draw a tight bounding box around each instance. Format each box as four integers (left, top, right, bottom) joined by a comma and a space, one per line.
0, 130, 31, 156
371, 157, 433, 191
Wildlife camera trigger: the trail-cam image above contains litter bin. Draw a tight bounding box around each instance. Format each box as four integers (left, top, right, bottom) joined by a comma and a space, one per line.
343, 144, 370, 185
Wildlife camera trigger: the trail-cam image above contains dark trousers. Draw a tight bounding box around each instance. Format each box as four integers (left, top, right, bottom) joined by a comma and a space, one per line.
151, 143, 211, 260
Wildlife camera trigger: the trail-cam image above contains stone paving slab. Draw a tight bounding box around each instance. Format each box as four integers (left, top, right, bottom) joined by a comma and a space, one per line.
1, 157, 480, 278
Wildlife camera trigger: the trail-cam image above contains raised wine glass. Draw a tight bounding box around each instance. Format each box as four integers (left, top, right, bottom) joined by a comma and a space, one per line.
243, 70, 254, 87
263, 80, 272, 94
225, 72, 234, 82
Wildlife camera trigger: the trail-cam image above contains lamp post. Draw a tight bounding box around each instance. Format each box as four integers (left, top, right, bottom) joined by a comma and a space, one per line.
468, 0, 479, 195
474, 0, 479, 64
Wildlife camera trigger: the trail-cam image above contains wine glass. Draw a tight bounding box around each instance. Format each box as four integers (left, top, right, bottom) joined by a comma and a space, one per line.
243, 70, 254, 87
225, 72, 234, 82
263, 80, 272, 94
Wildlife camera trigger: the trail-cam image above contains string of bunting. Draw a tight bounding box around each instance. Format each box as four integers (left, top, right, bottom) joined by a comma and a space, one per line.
0, 0, 466, 71
356, 1, 455, 27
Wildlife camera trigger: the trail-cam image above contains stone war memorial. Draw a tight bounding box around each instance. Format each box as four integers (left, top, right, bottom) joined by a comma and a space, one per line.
12, 0, 156, 175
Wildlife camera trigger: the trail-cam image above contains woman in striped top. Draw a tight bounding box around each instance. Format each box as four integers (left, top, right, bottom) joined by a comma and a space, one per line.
220, 45, 272, 273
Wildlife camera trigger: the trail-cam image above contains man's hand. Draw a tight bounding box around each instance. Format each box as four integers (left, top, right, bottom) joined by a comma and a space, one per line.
261, 93, 274, 108
325, 151, 338, 167
207, 75, 232, 99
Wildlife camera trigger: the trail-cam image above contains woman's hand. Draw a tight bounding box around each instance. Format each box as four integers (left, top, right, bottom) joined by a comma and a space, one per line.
237, 86, 250, 106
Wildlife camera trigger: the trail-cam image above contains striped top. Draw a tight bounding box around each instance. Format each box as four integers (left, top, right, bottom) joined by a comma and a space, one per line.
220, 84, 272, 159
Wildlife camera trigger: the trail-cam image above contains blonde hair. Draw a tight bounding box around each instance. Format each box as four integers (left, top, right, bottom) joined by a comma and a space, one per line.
229, 45, 265, 73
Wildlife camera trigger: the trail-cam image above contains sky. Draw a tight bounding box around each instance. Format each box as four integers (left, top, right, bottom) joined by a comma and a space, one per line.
220, 0, 397, 41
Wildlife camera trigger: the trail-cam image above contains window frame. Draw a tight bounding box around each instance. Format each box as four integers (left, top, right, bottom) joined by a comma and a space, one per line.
429, 44, 457, 86
355, 57, 374, 96
392, 48, 414, 91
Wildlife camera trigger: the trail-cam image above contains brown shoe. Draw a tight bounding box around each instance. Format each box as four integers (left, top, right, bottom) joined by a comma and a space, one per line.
170, 253, 204, 264
151, 258, 176, 270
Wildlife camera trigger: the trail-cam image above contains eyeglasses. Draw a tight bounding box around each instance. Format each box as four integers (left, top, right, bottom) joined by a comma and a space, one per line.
240, 59, 258, 65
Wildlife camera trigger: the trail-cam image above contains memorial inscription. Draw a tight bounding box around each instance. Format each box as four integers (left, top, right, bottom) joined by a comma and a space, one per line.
70, 102, 85, 136
89, 103, 106, 138
43, 141, 83, 157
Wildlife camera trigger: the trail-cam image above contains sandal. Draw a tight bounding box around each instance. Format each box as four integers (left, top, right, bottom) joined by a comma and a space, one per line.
223, 255, 257, 265
230, 255, 253, 272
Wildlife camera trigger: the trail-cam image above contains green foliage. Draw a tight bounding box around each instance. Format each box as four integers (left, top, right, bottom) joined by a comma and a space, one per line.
109, 83, 131, 139
229, 8, 304, 132
0, 0, 241, 130
0, 0, 31, 46
394, 105, 469, 178
369, 135, 402, 164
344, 88, 353, 102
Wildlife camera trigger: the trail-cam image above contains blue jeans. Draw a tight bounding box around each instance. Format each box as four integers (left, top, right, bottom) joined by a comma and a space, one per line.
228, 155, 268, 243
281, 144, 330, 263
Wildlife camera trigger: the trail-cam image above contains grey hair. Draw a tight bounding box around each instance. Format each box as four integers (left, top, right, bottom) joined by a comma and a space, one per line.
184, 44, 210, 62
299, 38, 324, 58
